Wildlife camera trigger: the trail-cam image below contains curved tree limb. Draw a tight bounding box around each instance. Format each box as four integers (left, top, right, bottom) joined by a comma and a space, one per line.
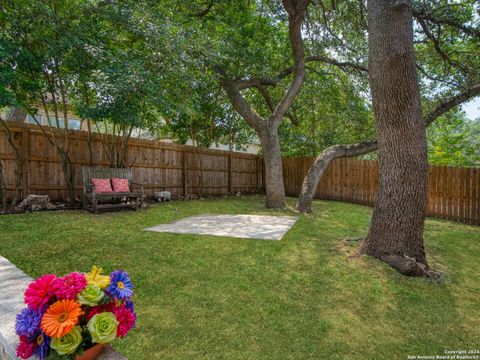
296, 140, 378, 213
424, 84, 480, 126
215, 0, 310, 209
218, 74, 267, 134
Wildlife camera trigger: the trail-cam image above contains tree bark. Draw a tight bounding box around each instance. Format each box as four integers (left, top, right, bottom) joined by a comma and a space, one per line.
0, 159, 6, 211
216, 0, 308, 209
296, 140, 378, 213
82, 83, 94, 166
0, 119, 23, 209
262, 126, 286, 208
358, 0, 437, 277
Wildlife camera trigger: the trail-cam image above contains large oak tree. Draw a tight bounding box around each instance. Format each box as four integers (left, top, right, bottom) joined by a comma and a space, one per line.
296, 0, 480, 214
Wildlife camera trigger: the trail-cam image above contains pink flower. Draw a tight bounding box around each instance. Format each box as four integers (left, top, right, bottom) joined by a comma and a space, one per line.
24, 274, 60, 310
16, 336, 35, 359
55, 272, 87, 300
112, 304, 135, 337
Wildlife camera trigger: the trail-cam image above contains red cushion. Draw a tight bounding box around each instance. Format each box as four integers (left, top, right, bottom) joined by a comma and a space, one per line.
111, 178, 130, 192
91, 178, 113, 193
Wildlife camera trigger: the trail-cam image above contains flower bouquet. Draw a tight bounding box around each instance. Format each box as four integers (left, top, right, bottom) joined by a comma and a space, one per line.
15, 266, 136, 360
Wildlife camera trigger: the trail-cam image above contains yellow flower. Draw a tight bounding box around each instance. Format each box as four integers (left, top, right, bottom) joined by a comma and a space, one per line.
86, 266, 110, 289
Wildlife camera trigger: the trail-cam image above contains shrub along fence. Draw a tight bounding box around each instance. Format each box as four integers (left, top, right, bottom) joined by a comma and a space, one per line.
283, 157, 480, 225
1, 122, 479, 225
0, 122, 263, 201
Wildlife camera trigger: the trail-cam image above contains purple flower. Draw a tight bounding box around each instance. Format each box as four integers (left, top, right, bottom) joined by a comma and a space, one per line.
106, 270, 134, 300
125, 300, 137, 325
15, 308, 42, 338
33, 332, 50, 360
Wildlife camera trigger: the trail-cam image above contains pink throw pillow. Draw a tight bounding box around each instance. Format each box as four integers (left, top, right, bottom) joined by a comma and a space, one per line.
111, 178, 130, 192
91, 178, 113, 193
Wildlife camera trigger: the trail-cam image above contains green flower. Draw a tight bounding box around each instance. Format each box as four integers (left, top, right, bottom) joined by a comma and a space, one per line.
87, 312, 118, 344
51, 326, 83, 355
77, 284, 104, 306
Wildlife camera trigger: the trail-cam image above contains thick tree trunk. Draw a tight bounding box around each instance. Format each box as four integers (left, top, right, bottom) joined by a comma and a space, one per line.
217, 0, 307, 210
261, 128, 285, 209
358, 0, 437, 278
296, 140, 378, 213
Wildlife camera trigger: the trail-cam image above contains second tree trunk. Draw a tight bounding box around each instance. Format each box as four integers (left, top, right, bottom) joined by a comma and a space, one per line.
359, 0, 433, 277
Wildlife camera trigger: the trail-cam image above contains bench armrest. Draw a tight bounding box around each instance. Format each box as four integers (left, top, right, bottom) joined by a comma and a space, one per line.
84, 183, 95, 193
131, 182, 144, 194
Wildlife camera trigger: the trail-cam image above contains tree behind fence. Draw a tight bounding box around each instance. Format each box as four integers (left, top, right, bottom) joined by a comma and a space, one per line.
0, 122, 263, 201
283, 157, 480, 225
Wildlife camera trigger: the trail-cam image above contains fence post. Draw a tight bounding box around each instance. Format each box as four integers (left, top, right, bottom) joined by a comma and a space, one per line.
22, 127, 29, 198
228, 152, 232, 194
256, 157, 263, 191
182, 149, 187, 200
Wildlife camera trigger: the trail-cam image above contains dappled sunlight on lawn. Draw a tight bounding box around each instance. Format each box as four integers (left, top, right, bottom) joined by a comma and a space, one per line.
0, 196, 478, 360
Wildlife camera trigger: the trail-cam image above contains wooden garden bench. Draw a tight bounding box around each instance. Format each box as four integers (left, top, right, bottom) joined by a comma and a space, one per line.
82, 167, 144, 214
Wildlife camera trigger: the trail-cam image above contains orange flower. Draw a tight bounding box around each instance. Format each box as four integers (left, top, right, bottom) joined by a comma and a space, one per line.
41, 299, 83, 338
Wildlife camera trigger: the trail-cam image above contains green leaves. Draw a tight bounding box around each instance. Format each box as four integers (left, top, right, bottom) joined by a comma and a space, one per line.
427, 110, 480, 166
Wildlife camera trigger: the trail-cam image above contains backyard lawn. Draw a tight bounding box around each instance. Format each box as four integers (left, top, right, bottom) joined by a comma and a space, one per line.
0, 196, 478, 360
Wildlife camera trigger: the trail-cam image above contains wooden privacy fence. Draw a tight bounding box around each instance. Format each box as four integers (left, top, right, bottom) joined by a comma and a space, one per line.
0, 122, 263, 201
283, 157, 480, 225
1, 121, 479, 225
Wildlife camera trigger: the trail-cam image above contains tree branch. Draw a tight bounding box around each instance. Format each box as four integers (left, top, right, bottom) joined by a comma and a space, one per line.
424, 84, 480, 126
216, 69, 266, 134
191, 1, 214, 18
413, 8, 480, 37
270, 0, 309, 124
417, 17, 468, 74
216, 0, 310, 132
235, 54, 367, 91
255, 83, 299, 125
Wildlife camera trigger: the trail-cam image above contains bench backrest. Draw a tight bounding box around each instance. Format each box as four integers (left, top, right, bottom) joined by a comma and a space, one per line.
82, 167, 133, 193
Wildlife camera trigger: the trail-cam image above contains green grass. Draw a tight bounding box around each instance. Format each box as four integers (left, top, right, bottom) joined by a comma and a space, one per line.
0, 196, 479, 359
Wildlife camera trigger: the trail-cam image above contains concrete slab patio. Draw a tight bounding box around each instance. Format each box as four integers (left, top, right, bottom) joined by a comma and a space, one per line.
144, 214, 298, 240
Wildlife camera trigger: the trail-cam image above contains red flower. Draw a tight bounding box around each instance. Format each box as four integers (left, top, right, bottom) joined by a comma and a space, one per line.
112, 304, 136, 337
86, 302, 115, 321
16, 336, 35, 359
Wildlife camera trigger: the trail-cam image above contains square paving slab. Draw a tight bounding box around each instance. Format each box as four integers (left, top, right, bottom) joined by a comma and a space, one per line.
144, 214, 298, 240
